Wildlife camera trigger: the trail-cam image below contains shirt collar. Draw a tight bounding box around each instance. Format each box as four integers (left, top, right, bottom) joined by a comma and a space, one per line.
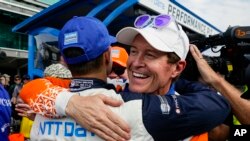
70, 78, 116, 92
166, 83, 175, 95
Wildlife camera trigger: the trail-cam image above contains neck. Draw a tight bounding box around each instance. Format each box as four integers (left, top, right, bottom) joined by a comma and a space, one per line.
73, 69, 107, 82
155, 81, 172, 95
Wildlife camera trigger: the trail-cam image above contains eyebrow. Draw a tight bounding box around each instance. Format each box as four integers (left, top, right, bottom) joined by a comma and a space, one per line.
130, 45, 167, 55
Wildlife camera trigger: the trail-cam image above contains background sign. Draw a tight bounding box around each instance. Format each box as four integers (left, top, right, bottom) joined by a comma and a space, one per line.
138, 0, 220, 36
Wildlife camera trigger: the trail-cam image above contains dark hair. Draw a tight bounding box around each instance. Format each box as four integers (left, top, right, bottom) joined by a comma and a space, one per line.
63, 47, 104, 76
166, 52, 181, 82
166, 52, 181, 64
14, 75, 21, 79
22, 74, 30, 80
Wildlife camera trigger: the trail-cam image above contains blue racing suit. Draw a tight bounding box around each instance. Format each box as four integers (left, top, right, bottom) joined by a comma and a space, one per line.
0, 84, 11, 141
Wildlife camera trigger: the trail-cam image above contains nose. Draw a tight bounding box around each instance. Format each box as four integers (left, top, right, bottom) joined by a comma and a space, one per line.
130, 54, 145, 68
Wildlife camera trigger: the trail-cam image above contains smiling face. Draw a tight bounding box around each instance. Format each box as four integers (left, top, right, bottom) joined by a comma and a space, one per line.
127, 34, 185, 95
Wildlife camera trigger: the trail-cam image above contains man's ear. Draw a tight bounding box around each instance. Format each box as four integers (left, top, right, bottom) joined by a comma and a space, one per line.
172, 60, 186, 78
104, 47, 113, 74
104, 47, 112, 64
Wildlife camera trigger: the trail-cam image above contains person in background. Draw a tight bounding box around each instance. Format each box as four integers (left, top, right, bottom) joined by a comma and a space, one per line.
191, 44, 250, 124
108, 46, 129, 92
0, 75, 6, 87
12, 74, 30, 104
0, 74, 10, 96
20, 15, 230, 141
22, 74, 30, 85
7, 75, 16, 99
182, 52, 232, 141
11, 75, 22, 105
9, 75, 23, 134
190, 44, 250, 140
15, 74, 33, 140
3, 74, 11, 92
0, 77, 11, 141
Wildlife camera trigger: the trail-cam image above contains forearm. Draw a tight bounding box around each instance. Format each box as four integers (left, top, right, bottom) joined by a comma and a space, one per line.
211, 76, 250, 124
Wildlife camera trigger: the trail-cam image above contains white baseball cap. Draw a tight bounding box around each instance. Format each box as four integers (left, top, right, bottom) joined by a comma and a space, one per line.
116, 16, 189, 60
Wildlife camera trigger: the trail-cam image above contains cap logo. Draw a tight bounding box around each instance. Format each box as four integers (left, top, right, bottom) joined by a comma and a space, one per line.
111, 49, 120, 58
64, 32, 78, 45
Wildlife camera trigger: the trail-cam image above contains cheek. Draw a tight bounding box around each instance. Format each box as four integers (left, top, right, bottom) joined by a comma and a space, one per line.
127, 58, 133, 72
151, 61, 171, 75
158, 71, 171, 86
127, 57, 133, 67
154, 64, 174, 82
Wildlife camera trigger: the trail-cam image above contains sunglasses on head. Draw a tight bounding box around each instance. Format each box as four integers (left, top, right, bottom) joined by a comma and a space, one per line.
112, 67, 125, 76
134, 14, 174, 29
134, 14, 185, 51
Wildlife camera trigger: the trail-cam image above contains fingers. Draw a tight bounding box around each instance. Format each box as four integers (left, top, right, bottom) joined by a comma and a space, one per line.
66, 95, 130, 141
93, 95, 130, 140
190, 44, 203, 61
18, 113, 27, 117
15, 103, 33, 117
88, 128, 117, 141
99, 95, 131, 133
15, 107, 35, 119
16, 103, 31, 109
88, 121, 128, 141
190, 44, 220, 85
73, 107, 129, 141
106, 110, 131, 139
15, 107, 28, 117
15, 107, 26, 113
